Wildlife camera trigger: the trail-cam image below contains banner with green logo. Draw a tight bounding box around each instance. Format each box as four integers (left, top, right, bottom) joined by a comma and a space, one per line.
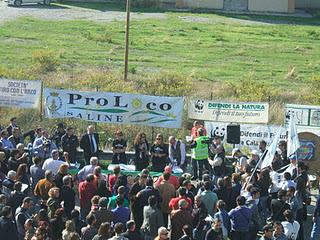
189, 99, 269, 124
44, 88, 183, 128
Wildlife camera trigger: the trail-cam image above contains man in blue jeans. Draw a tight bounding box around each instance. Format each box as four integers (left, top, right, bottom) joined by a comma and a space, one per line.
228, 196, 253, 240
311, 195, 320, 240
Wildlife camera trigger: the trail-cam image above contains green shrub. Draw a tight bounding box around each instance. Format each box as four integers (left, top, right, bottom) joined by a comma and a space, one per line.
32, 50, 60, 72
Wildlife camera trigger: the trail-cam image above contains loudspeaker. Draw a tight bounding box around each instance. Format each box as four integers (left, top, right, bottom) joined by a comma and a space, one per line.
227, 124, 240, 144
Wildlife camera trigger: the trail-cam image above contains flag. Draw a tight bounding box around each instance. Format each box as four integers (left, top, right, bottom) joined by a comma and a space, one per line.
287, 113, 300, 159
261, 128, 281, 169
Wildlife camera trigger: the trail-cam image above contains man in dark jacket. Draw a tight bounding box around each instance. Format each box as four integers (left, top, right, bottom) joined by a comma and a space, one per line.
170, 199, 193, 240
60, 175, 75, 219
122, 220, 143, 240
0, 206, 18, 240
80, 125, 100, 166
270, 190, 290, 222
61, 127, 79, 164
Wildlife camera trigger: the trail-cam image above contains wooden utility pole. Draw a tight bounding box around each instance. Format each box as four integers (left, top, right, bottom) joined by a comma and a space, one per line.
124, 0, 131, 81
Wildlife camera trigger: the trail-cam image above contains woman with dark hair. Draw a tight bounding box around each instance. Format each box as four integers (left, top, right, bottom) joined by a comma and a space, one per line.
92, 222, 112, 240
133, 132, 149, 171
15, 163, 29, 187
150, 133, 169, 172
71, 210, 86, 235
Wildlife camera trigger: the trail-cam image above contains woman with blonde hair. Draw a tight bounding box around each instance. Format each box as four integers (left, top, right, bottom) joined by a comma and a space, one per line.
62, 220, 80, 240
47, 187, 61, 219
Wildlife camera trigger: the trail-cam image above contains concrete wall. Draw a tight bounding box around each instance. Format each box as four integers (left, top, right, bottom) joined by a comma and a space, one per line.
223, 0, 248, 11
176, 0, 223, 9
248, 0, 294, 13
296, 0, 320, 9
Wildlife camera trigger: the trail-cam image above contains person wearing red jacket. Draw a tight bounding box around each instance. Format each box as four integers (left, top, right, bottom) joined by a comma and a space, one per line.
169, 187, 192, 211
79, 174, 97, 220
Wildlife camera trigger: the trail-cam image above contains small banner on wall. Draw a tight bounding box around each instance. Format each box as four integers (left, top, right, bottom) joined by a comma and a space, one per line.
0, 79, 41, 109
189, 99, 269, 124
44, 88, 184, 128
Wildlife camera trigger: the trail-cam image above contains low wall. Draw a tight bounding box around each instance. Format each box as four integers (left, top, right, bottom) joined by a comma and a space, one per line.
176, 0, 223, 9
248, 0, 295, 13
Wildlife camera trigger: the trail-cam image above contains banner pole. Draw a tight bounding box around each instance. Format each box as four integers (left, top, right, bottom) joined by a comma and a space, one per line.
39, 81, 43, 122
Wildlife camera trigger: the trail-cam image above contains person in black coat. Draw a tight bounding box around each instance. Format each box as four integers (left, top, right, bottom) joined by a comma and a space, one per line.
80, 125, 100, 166
122, 220, 143, 240
60, 175, 75, 219
0, 206, 19, 240
61, 127, 79, 164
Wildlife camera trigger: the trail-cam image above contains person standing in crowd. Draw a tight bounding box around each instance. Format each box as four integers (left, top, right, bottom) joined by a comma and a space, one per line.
246, 187, 263, 240
209, 142, 225, 184
47, 187, 61, 219
214, 200, 230, 240
79, 174, 97, 219
200, 181, 218, 217
259, 224, 274, 240
169, 187, 192, 211
93, 222, 112, 240
141, 195, 164, 239
129, 173, 147, 230
52, 123, 66, 149
6, 117, 18, 136
228, 196, 252, 240
33, 129, 57, 160
271, 190, 290, 222
282, 209, 300, 240
155, 166, 179, 189
168, 136, 186, 170
81, 214, 98, 240
15, 197, 33, 240
108, 165, 121, 193
77, 156, 99, 182
150, 133, 169, 172
170, 199, 193, 240
8, 149, 20, 172
61, 126, 79, 164
273, 221, 287, 240
62, 220, 80, 240
93, 197, 113, 228
60, 175, 75, 219
0, 151, 8, 176
155, 172, 176, 228
278, 141, 289, 166
34, 170, 55, 201
8, 127, 24, 149
155, 227, 170, 240
232, 148, 248, 174
2, 170, 16, 196
179, 225, 193, 240
30, 156, 44, 192
191, 121, 207, 139
0, 130, 15, 153
192, 195, 208, 231
122, 220, 143, 240
190, 128, 211, 180
112, 130, 127, 164
42, 149, 68, 176
0, 206, 19, 240
109, 223, 128, 240
133, 132, 149, 171
112, 196, 131, 226
310, 194, 320, 240
80, 125, 100, 166
108, 186, 129, 210
205, 218, 223, 240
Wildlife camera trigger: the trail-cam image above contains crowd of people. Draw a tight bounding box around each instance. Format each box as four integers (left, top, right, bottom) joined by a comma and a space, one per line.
0, 117, 319, 240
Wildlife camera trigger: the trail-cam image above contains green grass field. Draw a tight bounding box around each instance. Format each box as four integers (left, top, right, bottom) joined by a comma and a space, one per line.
1, 5, 320, 91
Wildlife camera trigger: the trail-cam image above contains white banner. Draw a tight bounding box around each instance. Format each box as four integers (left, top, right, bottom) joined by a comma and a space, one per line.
189, 99, 269, 123
205, 121, 320, 150
205, 121, 287, 149
285, 104, 320, 128
44, 88, 184, 128
0, 79, 41, 109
